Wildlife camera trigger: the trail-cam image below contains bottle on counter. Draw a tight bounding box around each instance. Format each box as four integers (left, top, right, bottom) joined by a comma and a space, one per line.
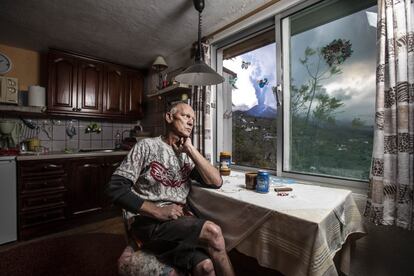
219, 151, 231, 176
115, 130, 121, 149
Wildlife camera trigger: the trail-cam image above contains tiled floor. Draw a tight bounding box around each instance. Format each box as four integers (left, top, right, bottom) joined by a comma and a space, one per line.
0, 216, 283, 275
0, 216, 125, 253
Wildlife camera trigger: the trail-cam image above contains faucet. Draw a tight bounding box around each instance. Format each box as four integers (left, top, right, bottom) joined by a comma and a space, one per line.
115, 129, 132, 150
121, 129, 131, 140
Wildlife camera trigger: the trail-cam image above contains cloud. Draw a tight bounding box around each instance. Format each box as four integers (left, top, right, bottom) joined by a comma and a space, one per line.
329, 88, 352, 101
233, 104, 250, 111
223, 43, 277, 109
222, 6, 377, 125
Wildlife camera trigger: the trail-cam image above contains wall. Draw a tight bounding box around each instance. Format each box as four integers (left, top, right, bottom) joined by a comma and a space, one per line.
141, 46, 192, 137
1, 116, 137, 152
0, 44, 46, 91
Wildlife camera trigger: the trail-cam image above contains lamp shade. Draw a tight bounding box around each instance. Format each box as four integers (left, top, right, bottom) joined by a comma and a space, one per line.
175, 60, 224, 86
152, 56, 168, 72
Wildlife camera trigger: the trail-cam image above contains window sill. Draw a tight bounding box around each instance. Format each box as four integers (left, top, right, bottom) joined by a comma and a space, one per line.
228, 167, 368, 196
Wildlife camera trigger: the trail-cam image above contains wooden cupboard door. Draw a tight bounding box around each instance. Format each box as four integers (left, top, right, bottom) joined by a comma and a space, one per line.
69, 158, 104, 217
125, 70, 144, 118
102, 155, 125, 209
103, 64, 125, 115
77, 60, 103, 114
47, 52, 77, 112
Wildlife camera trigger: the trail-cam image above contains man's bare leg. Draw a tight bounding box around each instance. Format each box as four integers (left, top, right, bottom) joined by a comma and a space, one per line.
199, 221, 235, 276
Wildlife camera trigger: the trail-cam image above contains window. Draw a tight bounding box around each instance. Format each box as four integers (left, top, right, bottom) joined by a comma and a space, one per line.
218, 29, 278, 169
215, 0, 377, 183
282, 0, 377, 181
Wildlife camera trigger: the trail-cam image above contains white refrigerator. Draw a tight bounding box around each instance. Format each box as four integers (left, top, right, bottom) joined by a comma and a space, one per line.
0, 156, 17, 244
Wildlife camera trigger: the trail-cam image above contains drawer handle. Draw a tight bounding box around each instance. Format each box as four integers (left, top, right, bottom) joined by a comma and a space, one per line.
44, 164, 59, 169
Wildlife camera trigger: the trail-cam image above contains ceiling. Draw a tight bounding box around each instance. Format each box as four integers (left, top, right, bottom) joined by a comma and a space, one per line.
0, 0, 270, 69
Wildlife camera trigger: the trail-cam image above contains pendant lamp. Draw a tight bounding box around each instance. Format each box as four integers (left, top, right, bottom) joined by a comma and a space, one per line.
175, 0, 224, 86
152, 56, 168, 89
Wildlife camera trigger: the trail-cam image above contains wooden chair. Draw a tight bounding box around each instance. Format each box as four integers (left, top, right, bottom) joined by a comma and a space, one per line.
117, 209, 180, 276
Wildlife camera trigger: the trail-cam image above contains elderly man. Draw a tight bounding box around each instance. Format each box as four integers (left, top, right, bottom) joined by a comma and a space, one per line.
106, 102, 234, 276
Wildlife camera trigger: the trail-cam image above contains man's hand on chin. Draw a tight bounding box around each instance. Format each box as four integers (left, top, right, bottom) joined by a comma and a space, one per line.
172, 137, 194, 154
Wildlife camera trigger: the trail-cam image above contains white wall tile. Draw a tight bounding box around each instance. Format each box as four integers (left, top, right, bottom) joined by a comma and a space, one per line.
52, 140, 65, 151
79, 126, 91, 140
79, 140, 91, 149
40, 140, 52, 151
66, 139, 79, 151
102, 140, 114, 149
102, 126, 113, 140
91, 131, 102, 141
102, 121, 113, 127
91, 140, 102, 149
52, 125, 66, 140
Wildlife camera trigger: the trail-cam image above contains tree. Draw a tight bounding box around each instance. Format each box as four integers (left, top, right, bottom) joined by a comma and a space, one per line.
293, 39, 353, 124
290, 39, 354, 174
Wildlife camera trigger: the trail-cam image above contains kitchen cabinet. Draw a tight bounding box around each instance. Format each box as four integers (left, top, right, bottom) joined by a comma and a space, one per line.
69, 157, 104, 217
17, 154, 126, 240
103, 64, 125, 116
47, 49, 144, 120
76, 59, 104, 114
102, 155, 125, 209
47, 52, 78, 113
69, 155, 124, 216
125, 70, 144, 117
18, 159, 69, 240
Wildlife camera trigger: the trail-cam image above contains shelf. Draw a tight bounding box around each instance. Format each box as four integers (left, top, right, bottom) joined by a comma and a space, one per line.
0, 105, 47, 118
146, 83, 191, 98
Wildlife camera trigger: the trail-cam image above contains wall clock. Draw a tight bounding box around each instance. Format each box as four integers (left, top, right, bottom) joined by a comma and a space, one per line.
0, 52, 12, 74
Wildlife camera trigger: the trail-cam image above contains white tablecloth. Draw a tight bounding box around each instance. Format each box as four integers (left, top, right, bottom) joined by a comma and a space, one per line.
188, 172, 365, 276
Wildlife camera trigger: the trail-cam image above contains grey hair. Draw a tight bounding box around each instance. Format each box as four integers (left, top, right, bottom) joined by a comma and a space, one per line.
168, 102, 188, 115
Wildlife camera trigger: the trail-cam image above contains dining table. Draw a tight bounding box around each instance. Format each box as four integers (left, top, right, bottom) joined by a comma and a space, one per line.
188, 171, 366, 276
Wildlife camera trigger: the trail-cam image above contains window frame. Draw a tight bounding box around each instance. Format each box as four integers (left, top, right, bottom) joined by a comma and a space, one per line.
211, 0, 375, 194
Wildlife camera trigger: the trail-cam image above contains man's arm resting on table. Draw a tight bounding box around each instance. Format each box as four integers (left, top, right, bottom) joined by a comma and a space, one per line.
105, 175, 184, 220
186, 145, 222, 188
190, 168, 222, 189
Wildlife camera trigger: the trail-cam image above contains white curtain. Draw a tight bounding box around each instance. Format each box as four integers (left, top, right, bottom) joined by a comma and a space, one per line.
365, 0, 414, 230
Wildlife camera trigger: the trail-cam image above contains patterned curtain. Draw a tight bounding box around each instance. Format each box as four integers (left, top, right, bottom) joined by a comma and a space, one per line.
364, 0, 414, 230
191, 42, 213, 163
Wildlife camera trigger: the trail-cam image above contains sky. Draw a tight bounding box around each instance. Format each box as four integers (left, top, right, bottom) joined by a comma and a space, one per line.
223, 5, 377, 125
223, 43, 277, 111
291, 6, 377, 125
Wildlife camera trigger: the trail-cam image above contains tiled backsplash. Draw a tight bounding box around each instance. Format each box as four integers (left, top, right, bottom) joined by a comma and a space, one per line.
1, 117, 141, 152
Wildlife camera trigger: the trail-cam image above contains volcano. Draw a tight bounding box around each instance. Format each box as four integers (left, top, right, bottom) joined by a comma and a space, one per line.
245, 104, 277, 118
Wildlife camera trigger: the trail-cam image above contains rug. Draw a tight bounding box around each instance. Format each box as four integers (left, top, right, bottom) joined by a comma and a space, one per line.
0, 233, 125, 276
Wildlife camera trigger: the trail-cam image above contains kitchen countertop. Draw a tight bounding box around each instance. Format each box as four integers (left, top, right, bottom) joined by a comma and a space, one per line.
15, 150, 129, 161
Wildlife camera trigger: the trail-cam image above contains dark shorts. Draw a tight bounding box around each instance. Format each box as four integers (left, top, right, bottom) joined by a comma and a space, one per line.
131, 215, 209, 272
